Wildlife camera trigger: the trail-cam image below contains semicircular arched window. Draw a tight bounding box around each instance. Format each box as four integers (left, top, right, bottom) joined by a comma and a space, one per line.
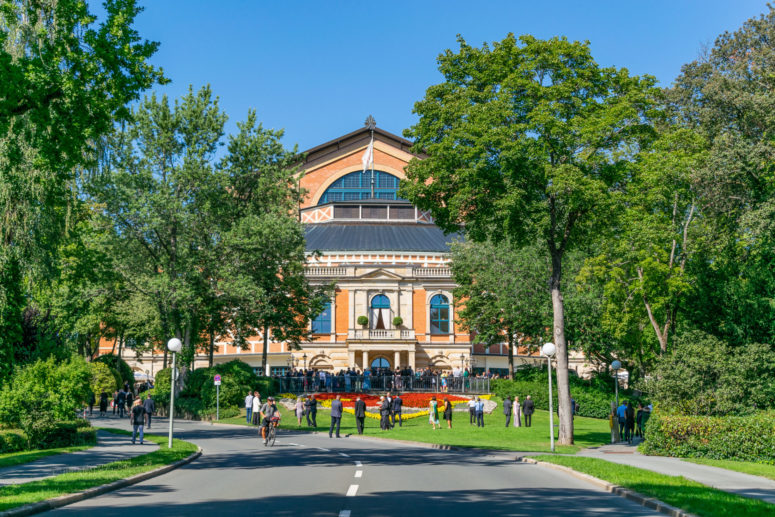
318, 170, 403, 204
370, 294, 390, 330
430, 294, 450, 335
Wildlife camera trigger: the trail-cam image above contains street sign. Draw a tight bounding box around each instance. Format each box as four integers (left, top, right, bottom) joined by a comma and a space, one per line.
214, 375, 222, 420
214, 374, 221, 386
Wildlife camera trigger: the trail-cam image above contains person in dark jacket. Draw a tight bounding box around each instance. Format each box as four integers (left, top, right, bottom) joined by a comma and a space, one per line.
129, 399, 147, 445
329, 395, 343, 438
99, 390, 109, 417
392, 394, 403, 427
87, 391, 96, 416
379, 396, 391, 430
443, 398, 453, 429
116, 389, 127, 418
354, 395, 367, 435
503, 396, 512, 427
625, 401, 635, 443
143, 393, 155, 429
522, 395, 535, 427
306, 395, 317, 427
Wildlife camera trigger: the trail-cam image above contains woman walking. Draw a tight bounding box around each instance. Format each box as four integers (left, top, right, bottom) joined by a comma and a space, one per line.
443, 397, 453, 429
513, 396, 521, 427
295, 397, 304, 426
429, 396, 440, 430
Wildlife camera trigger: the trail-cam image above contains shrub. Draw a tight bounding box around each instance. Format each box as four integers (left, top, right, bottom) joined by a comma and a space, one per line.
0, 429, 27, 453
89, 361, 118, 400
491, 366, 646, 419
0, 356, 92, 427
357, 315, 368, 326
642, 411, 775, 464
392, 316, 403, 327
93, 354, 134, 388
20, 417, 97, 450
642, 330, 775, 416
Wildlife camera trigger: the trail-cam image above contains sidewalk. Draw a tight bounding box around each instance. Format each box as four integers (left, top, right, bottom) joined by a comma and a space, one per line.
0, 429, 158, 486
579, 438, 775, 505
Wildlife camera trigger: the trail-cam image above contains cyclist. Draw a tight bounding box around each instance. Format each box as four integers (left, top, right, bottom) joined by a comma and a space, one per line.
259, 396, 281, 445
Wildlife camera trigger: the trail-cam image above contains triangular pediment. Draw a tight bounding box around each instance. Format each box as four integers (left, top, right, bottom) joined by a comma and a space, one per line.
357, 268, 405, 280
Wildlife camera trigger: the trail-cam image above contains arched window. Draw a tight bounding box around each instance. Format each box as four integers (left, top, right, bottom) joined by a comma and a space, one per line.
370, 294, 390, 330
430, 294, 450, 334
318, 170, 403, 204
371, 357, 390, 369
311, 300, 331, 334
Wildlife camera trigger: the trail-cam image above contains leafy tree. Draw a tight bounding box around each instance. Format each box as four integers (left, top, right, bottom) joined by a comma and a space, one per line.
89, 361, 119, 398
93, 354, 134, 388
0, 1, 164, 378
451, 240, 551, 378
401, 34, 659, 444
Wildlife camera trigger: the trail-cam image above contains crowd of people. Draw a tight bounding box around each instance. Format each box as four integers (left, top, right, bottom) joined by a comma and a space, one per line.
615, 401, 652, 443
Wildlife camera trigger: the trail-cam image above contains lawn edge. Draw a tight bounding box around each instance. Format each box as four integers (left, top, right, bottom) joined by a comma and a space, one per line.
517, 457, 696, 517
0, 446, 202, 517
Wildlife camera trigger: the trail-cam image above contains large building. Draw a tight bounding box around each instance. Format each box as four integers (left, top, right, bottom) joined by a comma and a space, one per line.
108, 122, 578, 378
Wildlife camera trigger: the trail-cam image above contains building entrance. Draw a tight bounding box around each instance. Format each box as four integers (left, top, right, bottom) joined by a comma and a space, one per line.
370, 357, 390, 369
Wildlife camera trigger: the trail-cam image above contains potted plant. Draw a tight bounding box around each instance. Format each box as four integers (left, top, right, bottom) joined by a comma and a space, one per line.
357, 315, 369, 326
392, 316, 404, 327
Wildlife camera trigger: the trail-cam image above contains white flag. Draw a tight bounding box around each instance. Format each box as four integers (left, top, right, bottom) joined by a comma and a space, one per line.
361, 137, 374, 173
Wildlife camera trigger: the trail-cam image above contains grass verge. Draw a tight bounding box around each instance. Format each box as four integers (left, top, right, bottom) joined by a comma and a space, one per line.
218, 398, 610, 453
0, 446, 92, 470
0, 429, 197, 511
682, 458, 775, 482
533, 455, 775, 517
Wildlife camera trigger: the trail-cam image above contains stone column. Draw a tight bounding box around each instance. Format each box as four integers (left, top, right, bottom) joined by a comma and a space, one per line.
362, 350, 369, 371
409, 350, 416, 370
348, 350, 355, 368
394, 350, 401, 369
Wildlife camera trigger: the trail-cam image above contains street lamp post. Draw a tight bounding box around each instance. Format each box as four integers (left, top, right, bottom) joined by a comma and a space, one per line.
167, 338, 182, 449
302, 353, 307, 370
542, 342, 557, 453
611, 360, 621, 408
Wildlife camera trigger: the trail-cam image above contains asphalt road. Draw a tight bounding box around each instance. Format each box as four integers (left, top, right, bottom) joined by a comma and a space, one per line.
47, 418, 661, 516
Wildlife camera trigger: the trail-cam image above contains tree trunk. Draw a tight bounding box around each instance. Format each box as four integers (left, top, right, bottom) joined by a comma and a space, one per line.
261, 325, 269, 376
550, 251, 574, 445
208, 330, 215, 368
507, 332, 515, 380
163, 348, 168, 369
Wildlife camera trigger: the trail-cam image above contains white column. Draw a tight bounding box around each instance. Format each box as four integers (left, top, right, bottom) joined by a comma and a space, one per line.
362, 350, 369, 370
348, 350, 355, 368
409, 350, 416, 370
394, 351, 401, 369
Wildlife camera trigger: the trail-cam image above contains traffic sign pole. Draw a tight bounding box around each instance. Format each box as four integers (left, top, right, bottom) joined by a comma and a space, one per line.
214, 375, 222, 421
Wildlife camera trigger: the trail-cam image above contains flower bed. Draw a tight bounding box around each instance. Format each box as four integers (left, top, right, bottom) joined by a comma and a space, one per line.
312, 392, 470, 408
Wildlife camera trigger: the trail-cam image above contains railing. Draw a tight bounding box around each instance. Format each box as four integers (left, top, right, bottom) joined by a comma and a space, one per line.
306, 267, 348, 277
272, 375, 490, 394
413, 267, 451, 277
348, 329, 416, 340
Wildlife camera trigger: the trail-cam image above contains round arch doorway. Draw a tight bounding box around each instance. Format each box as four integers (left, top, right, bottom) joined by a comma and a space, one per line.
370, 357, 390, 370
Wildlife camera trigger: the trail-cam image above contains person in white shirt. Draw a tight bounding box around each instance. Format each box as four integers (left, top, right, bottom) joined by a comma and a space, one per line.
245, 391, 254, 424
251, 391, 261, 425
468, 398, 477, 425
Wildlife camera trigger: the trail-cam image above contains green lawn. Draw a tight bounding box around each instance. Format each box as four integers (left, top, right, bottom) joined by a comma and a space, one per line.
683, 458, 775, 482
534, 455, 775, 517
0, 445, 93, 470
218, 400, 610, 454
0, 429, 198, 511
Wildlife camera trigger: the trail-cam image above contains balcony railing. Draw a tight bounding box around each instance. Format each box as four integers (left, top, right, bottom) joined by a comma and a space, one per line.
348, 329, 416, 340
306, 267, 348, 277
413, 267, 451, 277
271, 375, 490, 394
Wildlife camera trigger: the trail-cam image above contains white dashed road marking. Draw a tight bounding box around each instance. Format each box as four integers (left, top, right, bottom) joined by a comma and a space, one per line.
318, 448, 330, 452
346, 484, 359, 497
339, 452, 350, 457
354, 470, 362, 478
339, 511, 351, 517
354, 461, 362, 467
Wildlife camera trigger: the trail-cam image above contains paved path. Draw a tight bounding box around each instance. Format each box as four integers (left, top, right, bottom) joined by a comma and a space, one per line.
0, 429, 159, 486
580, 440, 775, 505
43, 418, 663, 517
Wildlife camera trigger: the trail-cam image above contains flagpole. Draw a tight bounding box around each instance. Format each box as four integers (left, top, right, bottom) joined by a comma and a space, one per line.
365, 115, 376, 199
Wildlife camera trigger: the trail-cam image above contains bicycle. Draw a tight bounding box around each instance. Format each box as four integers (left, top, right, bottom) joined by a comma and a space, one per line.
262, 416, 280, 447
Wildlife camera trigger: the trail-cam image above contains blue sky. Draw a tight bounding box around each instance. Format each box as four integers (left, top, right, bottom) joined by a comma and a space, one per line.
126, 1, 769, 151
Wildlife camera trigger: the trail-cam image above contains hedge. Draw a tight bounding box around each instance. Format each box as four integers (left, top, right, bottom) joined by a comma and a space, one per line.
0, 429, 27, 453
641, 411, 775, 464
491, 367, 647, 419
93, 354, 134, 388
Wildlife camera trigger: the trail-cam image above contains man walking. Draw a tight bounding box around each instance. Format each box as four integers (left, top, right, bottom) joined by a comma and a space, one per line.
329, 395, 343, 438
475, 397, 485, 427
523, 395, 535, 427
143, 393, 155, 429
392, 394, 403, 427
117, 389, 127, 418
385, 393, 393, 430
503, 396, 512, 427
468, 397, 476, 425
307, 395, 318, 427
245, 391, 254, 424
617, 401, 627, 441
354, 395, 366, 435
129, 399, 147, 445
252, 391, 261, 425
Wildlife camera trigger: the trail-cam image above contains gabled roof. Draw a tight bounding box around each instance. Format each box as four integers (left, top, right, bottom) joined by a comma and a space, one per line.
300, 126, 422, 171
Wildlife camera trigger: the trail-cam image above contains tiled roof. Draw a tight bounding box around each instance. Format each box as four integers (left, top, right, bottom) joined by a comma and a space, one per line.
304, 223, 461, 253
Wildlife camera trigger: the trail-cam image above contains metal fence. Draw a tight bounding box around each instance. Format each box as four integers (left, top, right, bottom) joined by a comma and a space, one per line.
272, 375, 490, 394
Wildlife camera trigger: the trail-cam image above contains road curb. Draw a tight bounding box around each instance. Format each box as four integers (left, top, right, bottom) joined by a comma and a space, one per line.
516, 457, 695, 517
0, 447, 203, 517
